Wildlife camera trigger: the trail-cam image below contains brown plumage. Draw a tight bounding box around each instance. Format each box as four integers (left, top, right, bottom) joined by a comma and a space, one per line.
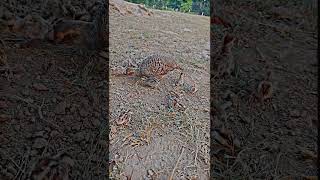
137, 54, 183, 79
124, 54, 183, 88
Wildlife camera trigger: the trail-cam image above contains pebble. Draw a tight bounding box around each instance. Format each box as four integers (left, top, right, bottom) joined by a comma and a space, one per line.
32, 138, 47, 149
33, 131, 46, 138
91, 118, 101, 127
30, 117, 36, 123
290, 109, 300, 117
93, 111, 100, 118
78, 152, 86, 160
233, 138, 241, 148
147, 169, 155, 177
79, 108, 89, 117
0, 100, 8, 108
270, 144, 280, 153
52, 97, 57, 103
288, 131, 296, 136
70, 104, 77, 113
30, 150, 38, 156
72, 123, 81, 131
0, 114, 11, 122
50, 130, 60, 137
33, 83, 49, 91
54, 101, 67, 115
74, 132, 85, 142
61, 155, 75, 167
183, 28, 192, 32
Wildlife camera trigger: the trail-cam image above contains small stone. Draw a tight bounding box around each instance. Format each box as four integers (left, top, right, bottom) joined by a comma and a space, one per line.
30, 117, 36, 123
0, 100, 8, 108
50, 130, 59, 137
183, 28, 192, 32
79, 108, 89, 117
61, 155, 75, 167
72, 123, 81, 131
52, 97, 57, 103
55, 101, 67, 115
70, 104, 77, 113
147, 169, 155, 177
32, 138, 47, 149
288, 131, 295, 136
93, 111, 100, 118
0, 114, 11, 122
84, 133, 91, 142
74, 132, 85, 142
33, 131, 46, 138
30, 150, 38, 156
24, 108, 32, 116
233, 138, 241, 148
290, 109, 300, 117
91, 119, 101, 127
78, 151, 87, 159
33, 83, 49, 91
21, 89, 30, 96
270, 144, 280, 153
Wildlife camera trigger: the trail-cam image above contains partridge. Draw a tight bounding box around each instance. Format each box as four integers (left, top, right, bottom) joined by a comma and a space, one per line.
137, 54, 183, 78
126, 54, 183, 88
212, 34, 236, 79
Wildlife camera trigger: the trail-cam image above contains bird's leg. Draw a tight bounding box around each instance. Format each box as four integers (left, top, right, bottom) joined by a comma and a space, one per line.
138, 76, 161, 90
175, 71, 184, 86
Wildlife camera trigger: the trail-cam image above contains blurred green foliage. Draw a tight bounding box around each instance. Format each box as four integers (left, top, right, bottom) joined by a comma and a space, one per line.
125, 0, 210, 16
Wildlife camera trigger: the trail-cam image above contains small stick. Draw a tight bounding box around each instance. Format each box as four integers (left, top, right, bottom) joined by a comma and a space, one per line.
169, 147, 185, 180
255, 46, 265, 61
194, 129, 200, 167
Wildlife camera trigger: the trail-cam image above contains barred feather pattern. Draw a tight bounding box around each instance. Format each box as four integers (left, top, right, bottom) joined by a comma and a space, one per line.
137, 54, 181, 78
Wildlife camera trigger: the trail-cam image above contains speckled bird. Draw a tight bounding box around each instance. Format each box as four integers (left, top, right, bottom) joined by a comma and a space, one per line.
125, 54, 183, 88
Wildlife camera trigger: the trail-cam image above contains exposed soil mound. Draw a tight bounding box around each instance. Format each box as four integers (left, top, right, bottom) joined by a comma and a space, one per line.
0, 0, 107, 50
109, 0, 153, 16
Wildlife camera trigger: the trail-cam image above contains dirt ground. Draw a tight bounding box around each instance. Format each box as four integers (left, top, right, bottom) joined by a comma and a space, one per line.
0, 0, 317, 179
109, 0, 318, 179
1, 0, 109, 179
211, 0, 318, 179
109, 8, 210, 179
0, 43, 109, 179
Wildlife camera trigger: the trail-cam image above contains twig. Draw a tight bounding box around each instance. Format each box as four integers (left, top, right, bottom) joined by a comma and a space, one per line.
8, 157, 24, 174
0, 39, 6, 47
255, 46, 265, 62
169, 147, 185, 180
37, 98, 45, 120
194, 129, 200, 167
273, 153, 282, 177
